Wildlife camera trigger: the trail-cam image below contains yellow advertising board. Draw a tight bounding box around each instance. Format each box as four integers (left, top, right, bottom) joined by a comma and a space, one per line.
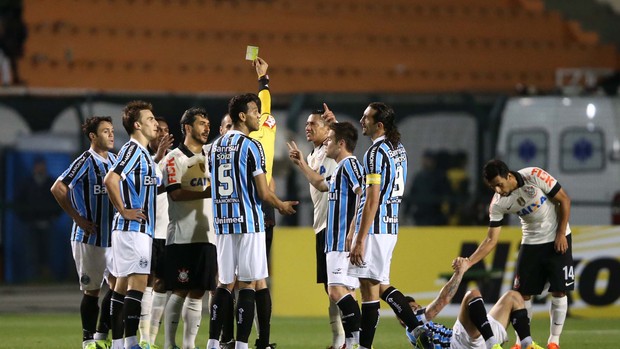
271, 226, 620, 318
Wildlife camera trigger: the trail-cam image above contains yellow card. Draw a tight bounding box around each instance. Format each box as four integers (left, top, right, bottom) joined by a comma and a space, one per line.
245, 45, 259, 61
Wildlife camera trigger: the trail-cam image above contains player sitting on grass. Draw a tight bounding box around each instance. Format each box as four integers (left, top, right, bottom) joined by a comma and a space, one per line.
404, 257, 545, 349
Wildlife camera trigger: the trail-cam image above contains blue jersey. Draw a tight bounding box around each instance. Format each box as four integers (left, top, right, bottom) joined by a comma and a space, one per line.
356, 136, 407, 235
407, 308, 453, 348
110, 139, 159, 236
326, 156, 364, 253
59, 149, 117, 247
210, 130, 266, 235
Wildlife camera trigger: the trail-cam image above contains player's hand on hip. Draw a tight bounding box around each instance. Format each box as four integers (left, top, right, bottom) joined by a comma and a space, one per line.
254, 57, 268, 77
76, 216, 97, 236
278, 200, 299, 215
349, 242, 365, 266
554, 234, 568, 254
322, 103, 337, 124
121, 208, 147, 222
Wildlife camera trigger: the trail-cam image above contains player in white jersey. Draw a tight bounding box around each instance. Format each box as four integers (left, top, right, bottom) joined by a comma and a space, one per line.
139, 116, 174, 348
161, 108, 215, 349
289, 121, 363, 349
104, 100, 161, 349
461, 159, 573, 349
403, 258, 545, 349
300, 107, 346, 348
51, 116, 117, 349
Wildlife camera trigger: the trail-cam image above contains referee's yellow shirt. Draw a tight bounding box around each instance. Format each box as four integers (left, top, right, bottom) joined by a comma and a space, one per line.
249, 76, 276, 184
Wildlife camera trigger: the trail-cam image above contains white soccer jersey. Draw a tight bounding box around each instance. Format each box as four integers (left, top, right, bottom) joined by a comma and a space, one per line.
154, 159, 169, 240
489, 167, 571, 245
307, 143, 337, 234
162, 144, 215, 245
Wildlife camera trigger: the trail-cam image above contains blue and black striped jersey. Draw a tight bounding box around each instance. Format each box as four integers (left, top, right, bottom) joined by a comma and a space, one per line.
326, 156, 364, 253
110, 139, 159, 237
59, 149, 117, 247
210, 130, 266, 235
356, 136, 408, 235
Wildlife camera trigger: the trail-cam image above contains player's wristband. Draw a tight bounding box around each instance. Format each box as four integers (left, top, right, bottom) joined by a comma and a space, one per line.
258, 75, 270, 91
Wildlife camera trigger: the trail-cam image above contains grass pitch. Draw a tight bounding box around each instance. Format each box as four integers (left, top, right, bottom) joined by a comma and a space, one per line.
1, 313, 618, 348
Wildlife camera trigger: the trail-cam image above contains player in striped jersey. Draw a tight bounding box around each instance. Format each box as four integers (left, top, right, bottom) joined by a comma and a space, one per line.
348, 102, 422, 349
206, 93, 297, 349
51, 116, 117, 349
104, 100, 161, 349
161, 108, 215, 349
288, 121, 363, 349
139, 116, 174, 348
403, 257, 545, 349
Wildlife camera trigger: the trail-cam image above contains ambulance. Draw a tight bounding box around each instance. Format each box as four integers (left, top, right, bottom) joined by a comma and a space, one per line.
495, 96, 620, 225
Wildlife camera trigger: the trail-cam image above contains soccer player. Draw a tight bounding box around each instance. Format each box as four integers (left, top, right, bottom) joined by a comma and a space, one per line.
161, 108, 216, 349
206, 93, 297, 349
50, 116, 117, 349
348, 102, 422, 349
288, 121, 363, 349
460, 159, 574, 349
295, 107, 346, 348
139, 116, 174, 348
104, 100, 161, 349
403, 257, 545, 349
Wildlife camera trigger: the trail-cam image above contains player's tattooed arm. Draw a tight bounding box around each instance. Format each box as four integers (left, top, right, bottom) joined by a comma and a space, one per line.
424, 257, 467, 320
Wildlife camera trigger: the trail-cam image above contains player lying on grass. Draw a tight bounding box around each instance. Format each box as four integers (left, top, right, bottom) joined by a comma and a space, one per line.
403, 257, 545, 349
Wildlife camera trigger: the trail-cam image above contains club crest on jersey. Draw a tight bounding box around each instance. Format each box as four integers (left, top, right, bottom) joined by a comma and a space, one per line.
524, 185, 537, 198
517, 197, 526, 207
139, 257, 149, 269
177, 268, 190, 283
80, 274, 91, 285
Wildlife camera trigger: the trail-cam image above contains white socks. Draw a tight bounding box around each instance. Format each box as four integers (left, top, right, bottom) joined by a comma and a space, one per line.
164, 294, 184, 349
182, 297, 203, 349
329, 300, 345, 348
149, 291, 168, 345
139, 286, 153, 343
549, 296, 567, 345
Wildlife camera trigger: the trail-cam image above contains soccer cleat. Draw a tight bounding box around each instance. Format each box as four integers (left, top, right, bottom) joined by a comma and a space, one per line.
524, 343, 545, 349
150, 345, 160, 349
129, 343, 150, 349
84, 342, 98, 349
510, 345, 521, 349
491, 344, 503, 349
545, 343, 559, 349
95, 339, 112, 349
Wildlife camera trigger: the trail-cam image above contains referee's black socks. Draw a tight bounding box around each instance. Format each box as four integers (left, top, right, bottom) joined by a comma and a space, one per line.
254, 288, 272, 348
381, 286, 422, 329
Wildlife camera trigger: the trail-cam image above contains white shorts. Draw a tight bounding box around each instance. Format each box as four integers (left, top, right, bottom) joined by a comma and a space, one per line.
347, 234, 397, 284
217, 233, 268, 284
326, 251, 359, 289
71, 241, 113, 291
450, 315, 507, 349
111, 230, 152, 277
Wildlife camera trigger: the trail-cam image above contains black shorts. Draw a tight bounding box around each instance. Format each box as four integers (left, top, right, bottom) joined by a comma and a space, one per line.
316, 229, 328, 284
513, 234, 574, 295
151, 238, 166, 279
164, 243, 218, 291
